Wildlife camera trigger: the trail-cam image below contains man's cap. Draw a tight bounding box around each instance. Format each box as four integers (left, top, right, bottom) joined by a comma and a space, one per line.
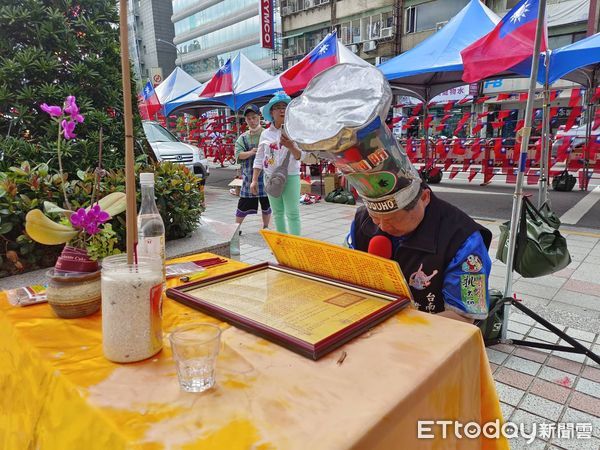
242, 104, 260, 116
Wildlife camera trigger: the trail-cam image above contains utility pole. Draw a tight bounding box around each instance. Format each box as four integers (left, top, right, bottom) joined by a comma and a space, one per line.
330, 0, 336, 32
395, 0, 404, 55
588, 0, 600, 36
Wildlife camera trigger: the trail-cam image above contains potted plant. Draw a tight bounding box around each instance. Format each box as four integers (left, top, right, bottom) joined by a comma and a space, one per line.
24, 96, 126, 318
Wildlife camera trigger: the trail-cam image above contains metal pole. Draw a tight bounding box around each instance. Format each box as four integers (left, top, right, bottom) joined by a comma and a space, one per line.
423, 101, 429, 164
583, 76, 596, 191
501, 0, 547, 340
538, 51, 551, 208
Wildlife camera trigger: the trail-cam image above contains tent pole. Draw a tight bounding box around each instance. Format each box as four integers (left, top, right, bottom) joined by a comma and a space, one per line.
583, 72, 596, 191
538, 51, 551, 208
501, 0, 547, 340
423, 101, 429, 165
119, 0, 137, 264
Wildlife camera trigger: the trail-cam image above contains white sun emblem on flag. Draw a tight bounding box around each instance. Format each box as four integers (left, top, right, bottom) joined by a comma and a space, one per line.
510, 0, 530, 23
318, 43, 329, 55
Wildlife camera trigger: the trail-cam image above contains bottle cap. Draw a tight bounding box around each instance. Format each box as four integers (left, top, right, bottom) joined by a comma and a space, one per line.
139, 172, 155, 185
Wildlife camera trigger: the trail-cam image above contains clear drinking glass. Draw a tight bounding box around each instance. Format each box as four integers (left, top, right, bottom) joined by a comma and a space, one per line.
169, 323, 222, 393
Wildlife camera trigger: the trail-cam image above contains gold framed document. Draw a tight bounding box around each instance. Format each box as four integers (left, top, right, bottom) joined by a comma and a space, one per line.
166, 263, 411, 360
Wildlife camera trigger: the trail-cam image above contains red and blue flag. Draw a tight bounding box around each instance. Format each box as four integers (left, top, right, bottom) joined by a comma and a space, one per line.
461, 0, 547, 83
200, 59, 233, 97
139, 80, 161, 119
280, 31, 338, 95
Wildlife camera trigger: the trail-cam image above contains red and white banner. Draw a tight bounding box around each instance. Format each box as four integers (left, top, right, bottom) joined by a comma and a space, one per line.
260, 0, 274, 49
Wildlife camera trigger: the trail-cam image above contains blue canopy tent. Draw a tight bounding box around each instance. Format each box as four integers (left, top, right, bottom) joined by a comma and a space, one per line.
377, 0, 509, 102
546, 33, 600, 193
162, 53, 273, 115
376, 0, 517, 163
547, 33, 600, 87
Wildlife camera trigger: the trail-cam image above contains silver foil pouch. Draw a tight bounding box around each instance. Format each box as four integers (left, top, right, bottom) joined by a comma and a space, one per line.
285, 63, 421, 213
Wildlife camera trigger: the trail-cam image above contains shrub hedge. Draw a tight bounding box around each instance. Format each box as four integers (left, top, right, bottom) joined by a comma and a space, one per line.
0, 161, 204, 277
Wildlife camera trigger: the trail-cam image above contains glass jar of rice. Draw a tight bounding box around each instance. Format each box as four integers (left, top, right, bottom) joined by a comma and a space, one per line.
101, 254, 164, 363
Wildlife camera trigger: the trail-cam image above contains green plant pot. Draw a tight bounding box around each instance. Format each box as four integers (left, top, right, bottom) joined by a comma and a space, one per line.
46, 269, 101, 319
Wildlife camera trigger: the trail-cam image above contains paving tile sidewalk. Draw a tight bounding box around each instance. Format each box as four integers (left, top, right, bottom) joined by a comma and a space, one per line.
203, 186, 600, 449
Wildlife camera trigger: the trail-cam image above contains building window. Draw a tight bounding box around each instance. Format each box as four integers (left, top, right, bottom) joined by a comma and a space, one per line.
339, 23, 352, 45
281, 0, 329, 14
339, 11, 394, 43
405, 6, 416, 34
548, 31, 587, 49
284, 36, 306, 57
405, 0, 468, 33
506, 0, 521, 8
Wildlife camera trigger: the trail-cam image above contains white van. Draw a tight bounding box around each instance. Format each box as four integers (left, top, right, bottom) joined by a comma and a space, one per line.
141, 120, 209, 178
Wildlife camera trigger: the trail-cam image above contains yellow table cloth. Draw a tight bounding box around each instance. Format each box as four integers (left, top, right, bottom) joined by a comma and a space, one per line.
0, 253, 508, 450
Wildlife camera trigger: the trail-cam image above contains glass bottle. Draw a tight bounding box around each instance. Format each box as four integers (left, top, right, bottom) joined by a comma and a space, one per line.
137, 172, 166, 277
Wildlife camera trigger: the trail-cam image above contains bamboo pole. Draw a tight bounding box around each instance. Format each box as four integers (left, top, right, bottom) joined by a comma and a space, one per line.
119, 0, 138, 264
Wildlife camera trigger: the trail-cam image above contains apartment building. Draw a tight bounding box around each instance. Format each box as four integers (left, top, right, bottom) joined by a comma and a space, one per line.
401, 0, 595, 52
172, 0, 283, 82
281, 0, 400, 68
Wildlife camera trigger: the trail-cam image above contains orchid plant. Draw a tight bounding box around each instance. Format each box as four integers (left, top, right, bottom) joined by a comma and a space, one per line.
25, 96, 126, 260
40, 95, 85, 210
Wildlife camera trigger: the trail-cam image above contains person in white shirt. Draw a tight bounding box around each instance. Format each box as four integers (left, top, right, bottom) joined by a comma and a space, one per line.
250, 92, 304, 235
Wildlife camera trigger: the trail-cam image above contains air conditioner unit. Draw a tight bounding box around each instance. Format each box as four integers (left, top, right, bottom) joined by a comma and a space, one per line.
435, 21, 448, 31
304, 0, 314, 8
349, 44, 359, 53
282, 6, 291, 15
363, 40, 377, 52
381, 27, 393, 38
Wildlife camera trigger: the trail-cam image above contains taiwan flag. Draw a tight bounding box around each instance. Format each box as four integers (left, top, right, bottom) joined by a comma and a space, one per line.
461, 0, 547, 83
280, 32, 338, 95
140, 80, 161, 119
200, 59, 233, 97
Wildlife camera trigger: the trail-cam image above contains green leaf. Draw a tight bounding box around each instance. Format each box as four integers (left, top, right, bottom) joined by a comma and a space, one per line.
43, 201, 73, 216
9, 167, 27, 176
35, 163, 49, 177
0, 223, 13, 234
77, 170, 86, 181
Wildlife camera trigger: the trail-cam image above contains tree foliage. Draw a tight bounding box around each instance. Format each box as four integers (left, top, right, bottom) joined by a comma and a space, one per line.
0, 0, 141, 172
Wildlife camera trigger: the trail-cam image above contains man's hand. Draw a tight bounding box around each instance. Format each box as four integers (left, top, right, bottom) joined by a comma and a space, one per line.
238, 147, 257, 160
250, 181, 258, 195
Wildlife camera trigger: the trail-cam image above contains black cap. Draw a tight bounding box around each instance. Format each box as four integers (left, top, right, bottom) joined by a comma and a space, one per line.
243, 104, 260, 116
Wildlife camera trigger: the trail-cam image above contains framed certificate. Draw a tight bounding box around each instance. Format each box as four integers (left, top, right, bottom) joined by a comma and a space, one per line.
166, 263, 411, 360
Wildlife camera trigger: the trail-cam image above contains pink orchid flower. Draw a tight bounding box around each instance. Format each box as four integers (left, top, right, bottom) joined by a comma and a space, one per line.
69, 205, 110, 236
40, 103, 63, 117
63, 96, 84, 123
61, 120, 77, 139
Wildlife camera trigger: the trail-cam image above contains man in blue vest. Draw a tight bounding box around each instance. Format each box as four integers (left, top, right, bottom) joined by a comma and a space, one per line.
347, 180, 492, 323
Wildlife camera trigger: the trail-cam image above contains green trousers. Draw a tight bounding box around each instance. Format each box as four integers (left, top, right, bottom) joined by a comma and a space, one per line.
267, 174, 301, 236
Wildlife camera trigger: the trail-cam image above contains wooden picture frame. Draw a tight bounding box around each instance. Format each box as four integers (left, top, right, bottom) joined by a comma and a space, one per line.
166, 263, 411, 360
